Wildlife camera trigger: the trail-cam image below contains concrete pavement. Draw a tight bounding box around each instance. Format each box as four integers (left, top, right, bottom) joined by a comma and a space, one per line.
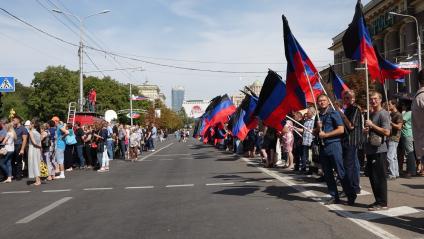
0, 138, 422, 239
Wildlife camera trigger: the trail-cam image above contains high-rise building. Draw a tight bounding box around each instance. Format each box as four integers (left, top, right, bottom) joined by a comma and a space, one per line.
172, 86, 185, 111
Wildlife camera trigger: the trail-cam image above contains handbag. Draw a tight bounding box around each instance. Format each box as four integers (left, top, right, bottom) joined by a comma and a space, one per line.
65, 130, 77, 145
39, 160, 49, 177
369, 134, 383, 147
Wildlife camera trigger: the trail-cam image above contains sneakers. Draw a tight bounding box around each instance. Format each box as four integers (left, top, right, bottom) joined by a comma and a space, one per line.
65, 168, 73, 172
56, 174, 65, 179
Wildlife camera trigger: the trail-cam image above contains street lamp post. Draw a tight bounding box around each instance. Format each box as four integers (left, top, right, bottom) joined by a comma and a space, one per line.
389, 12, 422, 71
52, 9, 111, 112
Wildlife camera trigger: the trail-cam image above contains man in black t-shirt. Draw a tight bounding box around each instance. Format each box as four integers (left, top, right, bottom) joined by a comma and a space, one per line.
338, 90, 363, 194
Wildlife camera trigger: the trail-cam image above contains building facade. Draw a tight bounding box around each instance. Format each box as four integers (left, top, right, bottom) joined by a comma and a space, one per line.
182, 99, 210, 118
171, 86, 185, 112
231, 80, 263, 107
330, 0, 424, 98
137, 81, 166, 103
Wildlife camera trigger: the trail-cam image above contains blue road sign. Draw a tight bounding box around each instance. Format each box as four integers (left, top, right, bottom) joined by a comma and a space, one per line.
0, 77, 15, 92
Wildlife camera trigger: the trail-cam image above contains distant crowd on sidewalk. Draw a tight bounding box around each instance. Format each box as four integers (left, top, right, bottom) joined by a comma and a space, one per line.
0, 116, 168, 186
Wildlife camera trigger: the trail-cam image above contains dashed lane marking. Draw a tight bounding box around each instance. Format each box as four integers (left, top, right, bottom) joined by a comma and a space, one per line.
240, 156, 402, 239
125, 186, 155, 189
137, 143, 174, 162
16, 197, 72, 224
42, 189, 71, 193
206, 182, 235, 186
158, 159, 174, 161
1, 191, 31, 194
83, 187, 113, 191
165, 184, 194, 188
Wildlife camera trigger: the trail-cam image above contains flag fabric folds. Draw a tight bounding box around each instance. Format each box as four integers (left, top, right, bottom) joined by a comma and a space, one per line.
231, 94, 259, 140
328, 67, 350, 100
305, 82, 323, 103
254, 70, 306, 131
200, 94, 236, 136
282, 15, 319, 96
375, 46, 411, 84
342, 0, 380, 81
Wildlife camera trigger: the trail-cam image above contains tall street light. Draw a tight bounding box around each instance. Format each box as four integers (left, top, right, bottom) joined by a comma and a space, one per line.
52, 9, 111, 112
389, 12, 422, 71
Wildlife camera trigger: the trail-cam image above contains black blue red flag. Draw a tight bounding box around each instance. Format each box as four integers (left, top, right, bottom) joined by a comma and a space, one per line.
201, 94, 236, 135
254, 70, 306, 131
282, 15, 319, 99
231, 94, 259, 140
374, 46, 411, 84
329, 67, 350, 100
342, 0, 380, 81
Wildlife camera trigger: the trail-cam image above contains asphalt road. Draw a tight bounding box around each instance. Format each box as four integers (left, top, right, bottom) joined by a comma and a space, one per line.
0, 138, 422, 239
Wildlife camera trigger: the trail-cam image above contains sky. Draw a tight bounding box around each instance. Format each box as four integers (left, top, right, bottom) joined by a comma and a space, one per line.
0, 0, 371, 107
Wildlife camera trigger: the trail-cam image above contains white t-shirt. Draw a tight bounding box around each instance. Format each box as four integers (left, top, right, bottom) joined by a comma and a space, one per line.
4, 132, 14, 152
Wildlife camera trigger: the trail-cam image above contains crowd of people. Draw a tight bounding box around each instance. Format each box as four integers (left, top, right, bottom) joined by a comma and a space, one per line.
202, 71, 424, 211
0, 116, 165, 185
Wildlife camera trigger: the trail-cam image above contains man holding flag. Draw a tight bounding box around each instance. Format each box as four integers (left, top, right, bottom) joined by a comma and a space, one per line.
314, 94, 357, 205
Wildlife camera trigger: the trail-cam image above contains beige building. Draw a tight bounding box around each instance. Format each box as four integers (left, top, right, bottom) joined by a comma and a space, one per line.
231, 80, 263, 107
137, 81, 166, 102
330, 0, 424, 98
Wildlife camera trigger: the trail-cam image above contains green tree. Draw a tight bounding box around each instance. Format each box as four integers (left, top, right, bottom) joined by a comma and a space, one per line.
0, 80, 33, 120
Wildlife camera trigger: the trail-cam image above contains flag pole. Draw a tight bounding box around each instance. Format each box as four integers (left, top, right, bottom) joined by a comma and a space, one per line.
365, 59, 370, 121
130, 83, 133, 127
382, 82, 390, 111
304, 70, 321, 122
316, 72, 335, 110
286, 115, 313, 133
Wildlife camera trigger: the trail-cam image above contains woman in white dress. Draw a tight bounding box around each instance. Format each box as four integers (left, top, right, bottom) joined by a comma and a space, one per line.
28, 119, 42, 186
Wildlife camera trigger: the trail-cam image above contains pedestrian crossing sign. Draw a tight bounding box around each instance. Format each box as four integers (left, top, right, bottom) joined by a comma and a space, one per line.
0, 77, 15, 92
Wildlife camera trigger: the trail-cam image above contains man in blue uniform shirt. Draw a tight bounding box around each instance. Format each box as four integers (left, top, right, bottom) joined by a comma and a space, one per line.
314, 94, 357, 205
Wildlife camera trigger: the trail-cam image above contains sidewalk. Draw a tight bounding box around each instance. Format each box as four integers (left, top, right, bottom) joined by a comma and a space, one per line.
237, 155, 424, 239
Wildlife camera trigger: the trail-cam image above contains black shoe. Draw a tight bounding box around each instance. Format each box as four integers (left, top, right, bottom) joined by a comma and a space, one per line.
339, 192, 346, 198
347, 195, 357, 206
324, 197, 340, 205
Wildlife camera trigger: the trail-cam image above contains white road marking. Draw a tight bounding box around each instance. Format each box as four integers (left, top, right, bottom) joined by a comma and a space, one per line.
42, 189, 71, 193
262, 179, 274, 182
125, 186, 154, 189
150, 154, 190, 157
206, 182, 234, 186
299, 183, 327, 188
240, 157, 401, 239
357, 190, 371, 196
353, 206, 422, 221
140, 159, 153, 162
83, 187, 113, 191
137, 143, 174, 161
165, 184, 194, 188
16, 197, 72, 224
244, 181, 255, 184
158, 158, 174, 161
1, 191, 31, 194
